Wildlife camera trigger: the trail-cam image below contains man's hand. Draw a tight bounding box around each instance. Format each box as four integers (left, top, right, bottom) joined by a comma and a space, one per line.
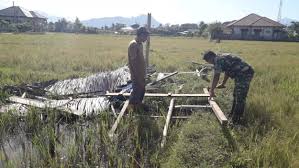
216, 83, 226, 89
209, 90, 216, 98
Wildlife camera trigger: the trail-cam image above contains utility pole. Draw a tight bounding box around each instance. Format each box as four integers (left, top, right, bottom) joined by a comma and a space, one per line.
13, 1, 17, 23
145, 13, 151, 70
277, 0, 283, 22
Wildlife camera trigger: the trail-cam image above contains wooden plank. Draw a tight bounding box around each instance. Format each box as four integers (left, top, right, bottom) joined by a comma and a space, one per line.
148, 71, 178, 86
108, 100, 130, 139
105, 92, 209, 98
203, 88, 228, 125
174, 105, 211, 109
127, 115, 191, 119
161, 98, 175, 148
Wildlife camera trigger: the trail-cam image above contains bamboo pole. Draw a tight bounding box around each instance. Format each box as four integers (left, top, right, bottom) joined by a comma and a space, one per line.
161, 98, 175, 148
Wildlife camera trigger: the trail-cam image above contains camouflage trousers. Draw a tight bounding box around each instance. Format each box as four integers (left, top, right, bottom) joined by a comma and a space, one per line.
231, 72, 254, 124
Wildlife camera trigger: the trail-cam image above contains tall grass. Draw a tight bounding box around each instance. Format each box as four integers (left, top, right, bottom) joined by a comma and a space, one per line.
0, 33, 298, 167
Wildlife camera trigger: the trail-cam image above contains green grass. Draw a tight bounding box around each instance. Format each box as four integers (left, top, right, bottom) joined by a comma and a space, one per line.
0, 33, 299, 167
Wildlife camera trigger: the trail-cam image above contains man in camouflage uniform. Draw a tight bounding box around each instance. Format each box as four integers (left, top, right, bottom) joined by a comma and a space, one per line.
202, 51, 254, 124
127, 27, 149, 109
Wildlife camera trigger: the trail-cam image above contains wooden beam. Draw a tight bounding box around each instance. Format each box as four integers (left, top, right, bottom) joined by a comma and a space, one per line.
174, 105, 212, 109
105, 92, 209, 98
108, 100, 130, 139
161, 98, 175, 148
127, 115, 191, 119
203, 88, 228, 125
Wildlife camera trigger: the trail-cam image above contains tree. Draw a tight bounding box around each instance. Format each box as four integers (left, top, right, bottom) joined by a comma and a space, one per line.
288, 21, 299, 35
131, 23, 140, 29
55, 18, 68, 32
198, 21, 208, 36
74, 17, 83, 33
16, 22, 33, 32
0, 19, 9, 31
114, 23, 126, 31
207, 22, 223, 40
47, 22, 55, 32
180, 23, 198, 31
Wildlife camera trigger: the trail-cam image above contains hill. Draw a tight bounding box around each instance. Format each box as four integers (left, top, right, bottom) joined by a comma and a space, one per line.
81, 15, 161, 28
280, 17, 298, 26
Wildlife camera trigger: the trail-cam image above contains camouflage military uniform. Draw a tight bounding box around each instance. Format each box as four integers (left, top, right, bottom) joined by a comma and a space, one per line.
214, 54, 254, 123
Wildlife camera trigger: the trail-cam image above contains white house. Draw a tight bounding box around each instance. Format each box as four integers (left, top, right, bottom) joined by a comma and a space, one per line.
225, 13, 286, 40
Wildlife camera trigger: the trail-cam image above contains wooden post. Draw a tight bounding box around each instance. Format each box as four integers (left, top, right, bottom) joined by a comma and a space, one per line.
145, 13, 151, 70
161, 98, 175, 148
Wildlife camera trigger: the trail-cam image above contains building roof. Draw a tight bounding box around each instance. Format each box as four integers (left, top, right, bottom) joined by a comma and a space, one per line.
0, 6, 46, 19
226, 13, 284, 28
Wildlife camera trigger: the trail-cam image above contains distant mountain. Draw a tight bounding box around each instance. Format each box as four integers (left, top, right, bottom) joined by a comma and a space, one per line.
35, 11, 62, 22
82, 15, 161, 28
280, 18, 298, 26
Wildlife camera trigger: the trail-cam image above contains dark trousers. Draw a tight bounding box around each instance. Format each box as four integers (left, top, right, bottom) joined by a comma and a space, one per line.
129, 79, 145, 105
231, 72, 254, 123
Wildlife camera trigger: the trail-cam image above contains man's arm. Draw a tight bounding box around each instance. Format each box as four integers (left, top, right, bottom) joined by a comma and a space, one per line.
217, 72, 229, 88
128, 43, 138, 75
209, 72, 220, 97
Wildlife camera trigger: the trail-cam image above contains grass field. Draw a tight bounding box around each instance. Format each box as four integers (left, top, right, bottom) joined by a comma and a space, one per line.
0, 33, 299, 167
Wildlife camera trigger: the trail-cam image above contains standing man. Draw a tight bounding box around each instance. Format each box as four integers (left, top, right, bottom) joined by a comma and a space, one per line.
202, 51, 254, 124
128, 27, 149, 109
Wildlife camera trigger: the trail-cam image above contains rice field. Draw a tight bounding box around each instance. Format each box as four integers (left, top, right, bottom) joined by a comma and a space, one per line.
0, 33, 299, 167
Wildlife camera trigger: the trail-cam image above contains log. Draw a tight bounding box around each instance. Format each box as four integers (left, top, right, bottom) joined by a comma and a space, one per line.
108, 100, 130, 139
161, 98, 175, 148
203, 88, 228, 125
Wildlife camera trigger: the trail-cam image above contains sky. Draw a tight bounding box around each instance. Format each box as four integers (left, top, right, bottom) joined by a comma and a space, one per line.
0, 0, 298, 24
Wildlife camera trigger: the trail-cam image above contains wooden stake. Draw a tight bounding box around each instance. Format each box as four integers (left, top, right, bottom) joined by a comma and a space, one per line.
108, 100, 130, 139
161, 98, 175, 148
203, 88, 228, 125
145, 13, 151, 69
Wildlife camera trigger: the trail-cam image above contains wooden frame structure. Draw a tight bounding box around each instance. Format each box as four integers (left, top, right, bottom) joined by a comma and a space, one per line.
106, 88, 227, 147
7, 87, 227, 147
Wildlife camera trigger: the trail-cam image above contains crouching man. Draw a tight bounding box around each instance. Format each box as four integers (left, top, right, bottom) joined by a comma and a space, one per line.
202, 51, 254, 124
